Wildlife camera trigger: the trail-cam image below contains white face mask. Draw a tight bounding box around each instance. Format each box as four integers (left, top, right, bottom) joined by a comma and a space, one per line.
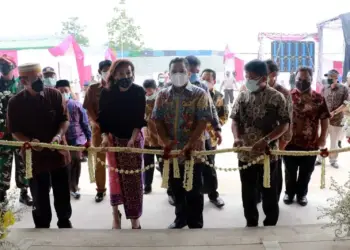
146, 92, 157, 101
101, 72, 108, 82
43, 77, 56, 87
171, 73, 188, 87
245, 78, 261, 92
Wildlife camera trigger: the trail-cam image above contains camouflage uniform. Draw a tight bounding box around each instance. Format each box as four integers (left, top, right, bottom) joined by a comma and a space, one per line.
0, 77, 28, 198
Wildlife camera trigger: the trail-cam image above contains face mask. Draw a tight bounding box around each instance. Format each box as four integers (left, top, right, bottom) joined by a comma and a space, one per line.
189, 73, 200, 83
245, 79, 260, 92
158, 78, 165, 83
0, 63, 14, 76
63, 93, 71, 101
43, 77, 56, 87
202, 80, 215, 89
327, 78, 334, 85
31, 78, 44, 93
101, 72, 108, 82
171, 73, 188, 87
116, 77, 132, 88
146, 92, 157, 101
296, 80, 311, 93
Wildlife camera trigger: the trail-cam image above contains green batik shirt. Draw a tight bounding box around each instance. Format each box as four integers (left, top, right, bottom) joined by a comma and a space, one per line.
0, 77, 18, 147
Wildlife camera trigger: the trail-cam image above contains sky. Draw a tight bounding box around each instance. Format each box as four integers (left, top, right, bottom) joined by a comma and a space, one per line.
2, 0, 350, 52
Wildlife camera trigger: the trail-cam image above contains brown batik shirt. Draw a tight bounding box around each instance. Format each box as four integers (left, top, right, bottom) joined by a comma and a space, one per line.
322, 83, 349, 127
274, 84, 293, 144
231, 86, 290, 163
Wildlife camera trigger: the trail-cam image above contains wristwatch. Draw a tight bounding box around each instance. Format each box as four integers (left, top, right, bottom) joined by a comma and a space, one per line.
263, 136, 271, 144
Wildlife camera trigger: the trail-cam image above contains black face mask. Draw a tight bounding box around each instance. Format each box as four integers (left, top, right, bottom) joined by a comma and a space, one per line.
0, 63, 14, 76
31, 78, 44, 93
117, 78, 132, 88
296, 80, 311, 92
327, 78, 334, 85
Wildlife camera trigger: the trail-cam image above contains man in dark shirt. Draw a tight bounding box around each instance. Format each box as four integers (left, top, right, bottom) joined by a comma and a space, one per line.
7, 63, 72, 228
0, 55, 32, 205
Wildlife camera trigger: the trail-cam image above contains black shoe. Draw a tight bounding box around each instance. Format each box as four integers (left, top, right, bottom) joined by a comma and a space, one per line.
297, 196, 308, 206
338, 141, 342, 148
144, 185, 152, 194
210, 197, 225, 208
168, 222, 187, 229
246, 222, 258, 227
57, 220, 73, 228
95, 192, 105, 203
168, 195, 175, 206
19, 189, 33, 206
283, 194, 294, 205
315, 161, 322, 166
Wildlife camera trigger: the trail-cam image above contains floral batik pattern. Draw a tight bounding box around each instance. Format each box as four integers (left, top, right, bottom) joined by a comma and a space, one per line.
231, 86, 290, 163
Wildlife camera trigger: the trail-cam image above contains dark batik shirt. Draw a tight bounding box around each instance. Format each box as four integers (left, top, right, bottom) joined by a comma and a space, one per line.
7, 87, 70, 175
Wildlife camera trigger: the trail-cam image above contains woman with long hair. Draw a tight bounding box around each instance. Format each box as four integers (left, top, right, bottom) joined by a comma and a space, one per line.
98, 59, 146, 229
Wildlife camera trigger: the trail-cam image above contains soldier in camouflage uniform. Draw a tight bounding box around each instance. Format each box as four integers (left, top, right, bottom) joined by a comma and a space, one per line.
0, 55, 32, 205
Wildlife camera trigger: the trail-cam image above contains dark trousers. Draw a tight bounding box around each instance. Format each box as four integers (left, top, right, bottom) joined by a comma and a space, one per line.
239, 160, 279, 227
143, 146, 162, 187
69, 152, 82, 193
224, 89, 234, 105
170, 163, 204, 228
29, 166, 72, 228
203, 139, 219, 200
256, 158, 283, 202
283, 145, 316, 198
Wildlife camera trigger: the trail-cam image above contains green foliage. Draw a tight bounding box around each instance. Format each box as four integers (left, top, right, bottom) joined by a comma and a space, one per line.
107, 0, 145, 51
61, 17, 90, 47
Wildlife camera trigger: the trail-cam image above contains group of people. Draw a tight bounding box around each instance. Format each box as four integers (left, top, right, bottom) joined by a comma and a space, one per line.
0, 51, 349, 229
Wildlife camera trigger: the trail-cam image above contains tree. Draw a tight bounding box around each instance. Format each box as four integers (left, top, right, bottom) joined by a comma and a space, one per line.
61, 17, 89, 47
107, 0, 145, 51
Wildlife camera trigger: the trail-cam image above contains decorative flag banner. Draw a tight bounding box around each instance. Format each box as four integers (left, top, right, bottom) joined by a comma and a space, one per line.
48, 35, 85, 87
0, 50, 19, 77
84, 65, 92, 84
105, 48, 117, 61
223, 45, 234, 64
234, 57, 244, 82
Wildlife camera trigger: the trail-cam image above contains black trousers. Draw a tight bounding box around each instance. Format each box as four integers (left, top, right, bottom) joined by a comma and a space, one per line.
203, 139, 219, 200
143, 146, 162, 187
239, 160, 279, 227
69, 152, 82, 193
29, 166, 72, 228
224, 89, 234, 105
283, 145, 316, 198
170, 162, 204, 228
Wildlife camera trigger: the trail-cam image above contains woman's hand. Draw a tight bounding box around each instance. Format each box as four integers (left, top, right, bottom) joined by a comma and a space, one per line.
127, 139, 135, 148
100, 135, 109, 152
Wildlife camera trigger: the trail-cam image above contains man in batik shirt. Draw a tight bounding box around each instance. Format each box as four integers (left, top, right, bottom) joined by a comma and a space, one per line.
283, 67, 330, 206
201, 68, 229, 208
153, 57, 212, 229
0, 55, 32, 205
316, 69, 349, 168
231, 59, 290, 227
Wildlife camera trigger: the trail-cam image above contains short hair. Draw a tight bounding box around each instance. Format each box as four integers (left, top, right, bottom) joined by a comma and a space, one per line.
98, 60, 112, 71
185, 55, 201, 67
244, 59, 268, 77
143, 79, 157, 89
55, 79, 70, 88
158, 73, 164, 78
296, 67, 313, 79
107, 59, 135, 87
201, 68, 216, 80
265, 59, 279, 73
168, 57, 189, 70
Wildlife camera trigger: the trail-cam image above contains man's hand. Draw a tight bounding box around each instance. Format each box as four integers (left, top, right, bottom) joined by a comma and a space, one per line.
127, 139, 135, 148
51, 135, 62, 144
215, 131, 222, 145
330, 111, 335, 118
31, 139, 43, 152
181, 143, 193, 159
100, 136, 109, 152
233, 139, 243, 148
279, 140, 288, 150
252, 139, 269, 154
317, 136, 326, 149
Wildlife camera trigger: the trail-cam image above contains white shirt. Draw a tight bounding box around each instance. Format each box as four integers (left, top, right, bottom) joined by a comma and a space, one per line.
220, 77, 236, 91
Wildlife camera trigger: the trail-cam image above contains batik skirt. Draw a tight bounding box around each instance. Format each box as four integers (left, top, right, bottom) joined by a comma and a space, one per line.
107, 133, 143, 219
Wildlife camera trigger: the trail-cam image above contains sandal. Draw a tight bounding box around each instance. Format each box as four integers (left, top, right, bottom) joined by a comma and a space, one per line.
112, 210, 122, 229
